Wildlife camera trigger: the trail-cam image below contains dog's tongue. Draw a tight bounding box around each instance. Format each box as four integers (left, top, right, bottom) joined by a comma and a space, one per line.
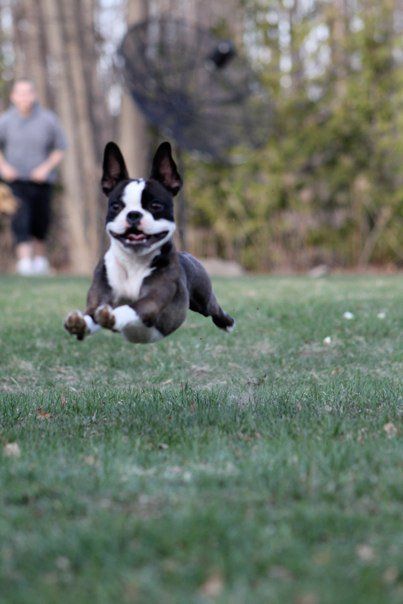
127, 232, 146, 242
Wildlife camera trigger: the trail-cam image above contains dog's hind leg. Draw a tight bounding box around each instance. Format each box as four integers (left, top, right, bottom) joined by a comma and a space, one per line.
203, 291, 236, 333
180, 252, 235, 332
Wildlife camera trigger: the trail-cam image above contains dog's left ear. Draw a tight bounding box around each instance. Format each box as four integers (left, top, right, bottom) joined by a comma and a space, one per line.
150, 142, 182, 196
101, 142, 129, 196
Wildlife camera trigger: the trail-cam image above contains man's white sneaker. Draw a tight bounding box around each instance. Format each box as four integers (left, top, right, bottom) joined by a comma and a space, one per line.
32, 256, 51, 276
16, 258, 34, 276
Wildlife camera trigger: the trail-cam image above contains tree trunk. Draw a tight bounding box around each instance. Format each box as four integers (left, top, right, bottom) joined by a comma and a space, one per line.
20, 0, 50, 106
78, 0, 110, 160
329, 0, 349, 96
150, 0, 242, 251
118, 0, 149, 177
10, 1, 26, 79
59, 0, 100, 255
289, 0, 304, 93
42, 0, 94, 273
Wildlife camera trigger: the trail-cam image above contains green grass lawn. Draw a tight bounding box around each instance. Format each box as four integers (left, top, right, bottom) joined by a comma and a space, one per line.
0, 274, 402, 604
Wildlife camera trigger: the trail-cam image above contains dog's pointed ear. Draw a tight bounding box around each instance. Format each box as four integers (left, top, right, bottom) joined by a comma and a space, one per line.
101, 142, 129, 196
150, 142, 182, 196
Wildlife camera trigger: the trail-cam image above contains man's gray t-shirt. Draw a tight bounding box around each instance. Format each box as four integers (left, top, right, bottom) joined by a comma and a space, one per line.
0, 104, 67, 183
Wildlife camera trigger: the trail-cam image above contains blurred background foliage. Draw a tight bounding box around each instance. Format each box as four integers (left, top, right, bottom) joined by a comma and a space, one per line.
0, 0, 402, 272
185, 0, 403, 270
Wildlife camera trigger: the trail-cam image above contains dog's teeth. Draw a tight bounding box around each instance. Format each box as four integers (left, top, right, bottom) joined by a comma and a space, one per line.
127, 233, 146, 241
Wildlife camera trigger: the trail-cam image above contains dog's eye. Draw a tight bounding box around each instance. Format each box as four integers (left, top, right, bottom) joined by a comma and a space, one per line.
150, 201, 164, 212
110, 202, 122, 212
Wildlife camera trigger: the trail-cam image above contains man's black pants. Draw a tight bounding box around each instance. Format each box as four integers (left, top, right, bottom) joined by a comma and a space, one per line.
10, 180, 53, 244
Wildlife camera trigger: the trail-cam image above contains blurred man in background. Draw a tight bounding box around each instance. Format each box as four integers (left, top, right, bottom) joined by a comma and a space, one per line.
0, 78, 67, 275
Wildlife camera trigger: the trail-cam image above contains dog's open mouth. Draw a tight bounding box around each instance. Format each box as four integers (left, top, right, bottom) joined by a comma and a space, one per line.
111, 226, 168, 248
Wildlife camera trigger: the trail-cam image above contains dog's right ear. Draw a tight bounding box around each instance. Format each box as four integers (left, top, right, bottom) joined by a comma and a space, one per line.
101, 142, 129, 195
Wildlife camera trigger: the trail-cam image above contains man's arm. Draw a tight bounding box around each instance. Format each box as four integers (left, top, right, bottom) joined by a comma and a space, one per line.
0, 150, 19, 182
0, 116, 18, 181
30, 149, 65, 183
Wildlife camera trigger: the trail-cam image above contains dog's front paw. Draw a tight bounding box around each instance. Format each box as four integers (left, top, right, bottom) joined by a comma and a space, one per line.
94, 304, 116, 330
64, 310, 87, 340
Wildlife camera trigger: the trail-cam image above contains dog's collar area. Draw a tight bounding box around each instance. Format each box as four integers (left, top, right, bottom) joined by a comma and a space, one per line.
151, 241, 173, 268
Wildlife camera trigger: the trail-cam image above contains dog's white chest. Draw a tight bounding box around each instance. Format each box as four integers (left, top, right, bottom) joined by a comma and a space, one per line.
104, 248, 153, 303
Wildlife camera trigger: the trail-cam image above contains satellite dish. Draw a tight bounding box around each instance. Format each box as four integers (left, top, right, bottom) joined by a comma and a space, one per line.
117, 17, 272, 161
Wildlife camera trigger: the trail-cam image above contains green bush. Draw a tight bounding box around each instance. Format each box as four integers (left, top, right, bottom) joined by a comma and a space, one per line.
184, 0, 403, 270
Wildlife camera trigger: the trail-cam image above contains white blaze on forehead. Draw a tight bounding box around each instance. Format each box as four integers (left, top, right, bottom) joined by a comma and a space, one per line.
106, 180, 146, 236
122, 180, 146, 212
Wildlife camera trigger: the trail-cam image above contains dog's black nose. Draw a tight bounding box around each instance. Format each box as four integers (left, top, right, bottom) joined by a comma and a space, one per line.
126, 211, 142, 224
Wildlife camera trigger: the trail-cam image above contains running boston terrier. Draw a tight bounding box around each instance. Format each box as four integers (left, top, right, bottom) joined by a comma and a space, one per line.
64, 141, 235, 343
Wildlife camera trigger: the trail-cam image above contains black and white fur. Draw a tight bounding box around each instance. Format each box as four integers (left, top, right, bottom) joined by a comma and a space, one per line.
64, 141, 235, 344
